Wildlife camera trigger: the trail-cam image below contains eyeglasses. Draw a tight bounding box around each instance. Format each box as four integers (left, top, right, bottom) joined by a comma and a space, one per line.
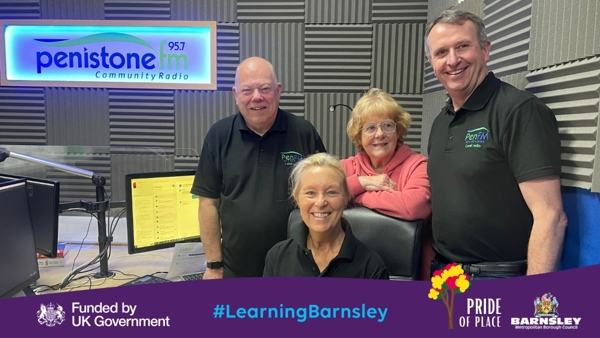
238, 85, 275, 97
362, 120, 396, 135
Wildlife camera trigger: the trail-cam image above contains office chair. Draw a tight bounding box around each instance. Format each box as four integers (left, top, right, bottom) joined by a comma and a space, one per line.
287, 207, 424, 280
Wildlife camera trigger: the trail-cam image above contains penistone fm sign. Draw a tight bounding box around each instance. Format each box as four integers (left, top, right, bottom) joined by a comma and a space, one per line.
0, 20, 217, 90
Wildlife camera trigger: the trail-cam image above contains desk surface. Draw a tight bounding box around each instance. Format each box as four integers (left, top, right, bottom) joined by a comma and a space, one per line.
35, 244, 174, 294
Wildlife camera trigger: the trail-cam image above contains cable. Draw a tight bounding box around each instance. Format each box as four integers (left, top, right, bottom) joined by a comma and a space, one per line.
108, 270, 142, 285
59, 240, 111, 290
106, 208, 126, 260
111, 269, 141, 278
71, 214, 94, 270
32, 284, 58, 294
110, 208, 126, 234
61, 208, 99, 219
64, 274, 94, 292
151, 271, 169, 276
59, 190, 126, 290
55, 210, 98, 289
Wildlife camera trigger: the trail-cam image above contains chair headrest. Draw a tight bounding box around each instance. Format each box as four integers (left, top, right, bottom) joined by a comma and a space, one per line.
287, 207, 423, 280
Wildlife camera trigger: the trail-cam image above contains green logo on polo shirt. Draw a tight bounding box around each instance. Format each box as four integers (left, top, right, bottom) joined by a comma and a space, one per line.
281, 151, 304, 166
465, 127, 489, 148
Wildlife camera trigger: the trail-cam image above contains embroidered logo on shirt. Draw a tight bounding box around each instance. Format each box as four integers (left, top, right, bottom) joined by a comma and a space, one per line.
464, 127, 489, 148
280, 151, 304, 166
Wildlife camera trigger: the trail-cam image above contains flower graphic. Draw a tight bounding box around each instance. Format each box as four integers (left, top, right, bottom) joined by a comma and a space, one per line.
428, 263, 471, 329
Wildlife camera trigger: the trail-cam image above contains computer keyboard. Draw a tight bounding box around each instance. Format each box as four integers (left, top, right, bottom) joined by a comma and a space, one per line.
120, 275, 171, 286
181, 271, 205, 281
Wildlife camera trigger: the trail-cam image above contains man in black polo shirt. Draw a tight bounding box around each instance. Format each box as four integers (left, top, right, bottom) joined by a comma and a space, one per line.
425, 10, 567, 278
191, 57, 326, 278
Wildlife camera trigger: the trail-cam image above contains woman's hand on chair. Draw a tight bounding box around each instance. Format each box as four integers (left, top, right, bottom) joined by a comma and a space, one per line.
358, 174, 396, 191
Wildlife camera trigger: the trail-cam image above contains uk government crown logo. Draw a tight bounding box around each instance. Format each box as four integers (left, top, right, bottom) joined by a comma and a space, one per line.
534, 293, 559, 317
37, 303, 66, 327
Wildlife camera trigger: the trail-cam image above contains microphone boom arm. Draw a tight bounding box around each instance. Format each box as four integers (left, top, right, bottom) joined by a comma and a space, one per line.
0, 147, 113, 279
6, 150, 94, 179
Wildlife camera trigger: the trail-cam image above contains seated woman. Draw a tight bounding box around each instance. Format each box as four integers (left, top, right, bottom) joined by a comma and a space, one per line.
263, 153, 388, 279
341, 88, 431, 220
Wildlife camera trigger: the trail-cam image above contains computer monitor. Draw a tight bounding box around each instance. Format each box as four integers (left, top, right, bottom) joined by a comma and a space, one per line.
0, 179, 40, 298
125, 170, 200, 254
0, 173, 60, 257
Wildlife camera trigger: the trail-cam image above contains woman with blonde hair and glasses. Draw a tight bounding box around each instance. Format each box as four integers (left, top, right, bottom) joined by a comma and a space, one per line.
341, 88, 431, 221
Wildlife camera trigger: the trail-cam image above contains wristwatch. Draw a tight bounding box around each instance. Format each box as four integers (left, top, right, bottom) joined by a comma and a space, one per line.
206, 261, 224, 269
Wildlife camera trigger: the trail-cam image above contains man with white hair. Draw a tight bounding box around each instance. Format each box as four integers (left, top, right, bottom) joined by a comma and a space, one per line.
192, 57, 326, 278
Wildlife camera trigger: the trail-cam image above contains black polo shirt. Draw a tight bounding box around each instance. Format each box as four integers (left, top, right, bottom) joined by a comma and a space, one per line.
191, 109, 326, 278
263, 218, 389, 279
427, 72, 561, 263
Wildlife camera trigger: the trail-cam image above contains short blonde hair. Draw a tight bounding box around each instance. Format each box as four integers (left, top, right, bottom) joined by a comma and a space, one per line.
289, 153, 350, 207
347, 88, 411, 152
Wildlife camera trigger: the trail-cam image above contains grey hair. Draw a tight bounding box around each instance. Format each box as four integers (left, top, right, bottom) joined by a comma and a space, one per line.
424, 9, 489, 59
289, 152, 350, 207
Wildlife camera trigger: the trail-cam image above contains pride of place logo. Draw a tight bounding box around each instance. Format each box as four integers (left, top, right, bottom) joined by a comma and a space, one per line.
428, 263, 471, 330
37, 303, 66, 327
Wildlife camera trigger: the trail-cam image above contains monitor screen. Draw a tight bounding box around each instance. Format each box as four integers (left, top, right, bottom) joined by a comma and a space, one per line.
0, 179, 40, 298
0, 173, 60, 257
126, 170, 200, 254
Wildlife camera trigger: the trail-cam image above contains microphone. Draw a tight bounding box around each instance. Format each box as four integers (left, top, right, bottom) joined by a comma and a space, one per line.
329, 103, 353, 112
0, 148, 9, 162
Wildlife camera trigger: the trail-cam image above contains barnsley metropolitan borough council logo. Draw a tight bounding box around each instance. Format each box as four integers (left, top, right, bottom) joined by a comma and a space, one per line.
511, 292, 581, 330
535, 293, 559, 317
37, 303, 66, 327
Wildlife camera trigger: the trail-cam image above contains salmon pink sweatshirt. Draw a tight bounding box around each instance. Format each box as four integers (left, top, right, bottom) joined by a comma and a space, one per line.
341, 144, 431, 220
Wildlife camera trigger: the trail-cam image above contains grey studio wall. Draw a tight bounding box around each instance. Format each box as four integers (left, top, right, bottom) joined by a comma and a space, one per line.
1, 0, 599, 212
0, 0, 427, 203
